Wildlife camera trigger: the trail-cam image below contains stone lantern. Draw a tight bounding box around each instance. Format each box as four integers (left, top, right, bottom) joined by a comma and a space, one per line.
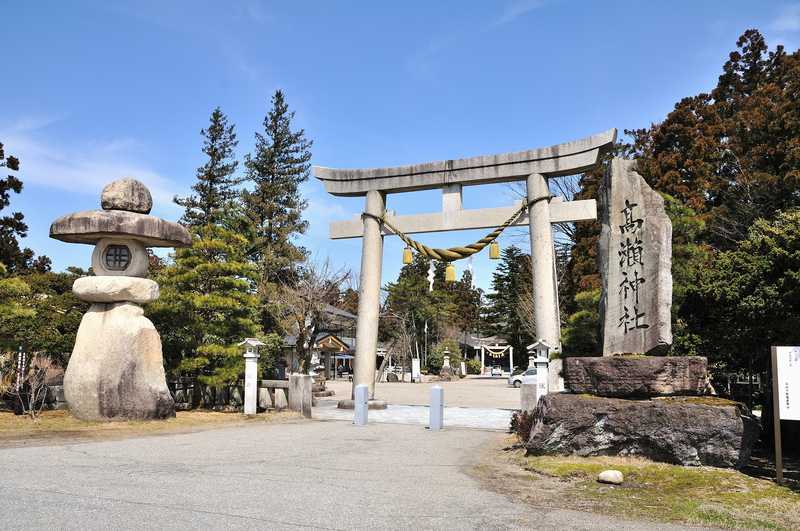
527, 339, 551, 398
238, 338, 266, 415
50, 179, 190, 420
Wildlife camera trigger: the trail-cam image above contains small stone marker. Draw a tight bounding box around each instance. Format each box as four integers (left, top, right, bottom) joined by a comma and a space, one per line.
597, 470, 624, 485
429, 385, 444, 431
599, 158, 672, 355
354, 384, 369, 426
520, 382, 538, 412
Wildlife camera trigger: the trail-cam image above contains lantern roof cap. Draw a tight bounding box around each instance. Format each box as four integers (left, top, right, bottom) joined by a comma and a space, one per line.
527, 339, 552, 352
238, 338, 267, 347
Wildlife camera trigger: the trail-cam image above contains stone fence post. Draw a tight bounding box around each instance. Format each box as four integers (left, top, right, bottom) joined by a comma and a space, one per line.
289, 374, 313, 418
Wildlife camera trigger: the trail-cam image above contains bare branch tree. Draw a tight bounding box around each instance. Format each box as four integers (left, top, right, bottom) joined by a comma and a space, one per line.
0, 352, 54, 419
272, 259, 351, 374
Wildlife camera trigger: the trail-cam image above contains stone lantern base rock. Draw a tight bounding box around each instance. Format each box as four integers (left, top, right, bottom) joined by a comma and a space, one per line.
64, 302, 175, 420
526, 393, 760, 468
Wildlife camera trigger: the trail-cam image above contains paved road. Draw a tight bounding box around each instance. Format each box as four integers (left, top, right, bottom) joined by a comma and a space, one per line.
324, 376, 520, 409
314, 401, 512, 430
1, 420, 690, 530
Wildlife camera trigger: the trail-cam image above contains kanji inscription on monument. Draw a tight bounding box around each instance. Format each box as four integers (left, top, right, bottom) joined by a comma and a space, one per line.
599, 158, 672, 355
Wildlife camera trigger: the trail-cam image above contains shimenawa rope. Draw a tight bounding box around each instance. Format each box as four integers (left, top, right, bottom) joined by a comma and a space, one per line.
362, 195, 551, 262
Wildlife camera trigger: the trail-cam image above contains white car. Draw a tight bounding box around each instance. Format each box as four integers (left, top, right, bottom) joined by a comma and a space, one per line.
490, 366, 503, 377
508, 368, 537, 388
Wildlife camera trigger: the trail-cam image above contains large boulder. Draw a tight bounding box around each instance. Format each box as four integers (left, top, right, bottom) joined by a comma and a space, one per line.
527, 393, 759, 468
563, 356, 708, 397
64, 302, 175, 420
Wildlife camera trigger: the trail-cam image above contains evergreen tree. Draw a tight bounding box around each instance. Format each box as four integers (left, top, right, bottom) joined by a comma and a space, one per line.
241, 90, 312, 285
0, 268, 89, 364
484, 246, 534, 355
0, 142, 50, 273
148, 225, 268, 385
174, 108, 241, 228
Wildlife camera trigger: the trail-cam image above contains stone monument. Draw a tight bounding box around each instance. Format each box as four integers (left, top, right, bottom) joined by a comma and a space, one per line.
524, 158, 759, 469
599, 158, 672, 355
50, 178, 190, 420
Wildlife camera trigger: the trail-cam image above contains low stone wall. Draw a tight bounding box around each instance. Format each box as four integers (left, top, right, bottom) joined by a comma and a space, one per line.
169, 376, 310, 416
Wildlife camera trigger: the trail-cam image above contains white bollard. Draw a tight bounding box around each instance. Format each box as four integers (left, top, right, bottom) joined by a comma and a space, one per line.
354, 384, 369, 426
429, 385, 444, 431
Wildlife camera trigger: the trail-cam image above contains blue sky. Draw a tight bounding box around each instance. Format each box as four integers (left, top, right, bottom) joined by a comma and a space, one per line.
3, 1, 799, 291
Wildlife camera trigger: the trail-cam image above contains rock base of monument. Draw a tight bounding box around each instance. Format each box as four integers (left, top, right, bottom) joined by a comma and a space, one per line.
438, 366, 459, 381
527, 393, 759, 468
563, 356, 708, 397
64, 302, 175, 421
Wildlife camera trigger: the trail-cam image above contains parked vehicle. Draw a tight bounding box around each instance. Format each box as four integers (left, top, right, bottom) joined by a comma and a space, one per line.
490, 366, 503, 377
509, 367, 537, 388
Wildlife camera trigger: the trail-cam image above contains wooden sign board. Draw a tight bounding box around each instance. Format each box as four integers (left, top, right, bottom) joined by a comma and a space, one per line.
774, 346, 800, 421
771, 345, 800, 485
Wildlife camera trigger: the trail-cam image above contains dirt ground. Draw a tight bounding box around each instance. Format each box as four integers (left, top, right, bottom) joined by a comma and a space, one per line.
323, 375, 520, 409
0, 410, 301, 448
471, 435, 800, 530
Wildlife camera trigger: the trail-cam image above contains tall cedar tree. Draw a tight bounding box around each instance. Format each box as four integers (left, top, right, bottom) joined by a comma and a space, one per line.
242, 90, 312, 284
629, 29, 800, 248
0, 142, 50, 274
174, 108, 241, 228
484, 246, 534, 357
147, 225, 264, 385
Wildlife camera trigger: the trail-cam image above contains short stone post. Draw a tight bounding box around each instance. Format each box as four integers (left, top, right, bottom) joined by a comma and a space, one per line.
289, 373, 313, 418
520, 382, 538, 412
429, 385, 444, 431
354, 384, 369, 426
535, 356, 549, 399
238, 338, 265, 415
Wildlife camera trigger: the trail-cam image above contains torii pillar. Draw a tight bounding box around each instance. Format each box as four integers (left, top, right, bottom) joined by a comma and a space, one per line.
528, 173, 560, 349
353, 190, 384, 399
315, 129, 616, 406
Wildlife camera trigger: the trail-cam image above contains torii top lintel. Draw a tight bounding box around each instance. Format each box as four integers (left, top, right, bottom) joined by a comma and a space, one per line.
314, 129, 617, 197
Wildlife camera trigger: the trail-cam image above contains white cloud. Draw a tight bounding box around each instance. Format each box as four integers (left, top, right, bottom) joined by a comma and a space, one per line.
773, 4, 800, 32
491, 0, 546, 28
1, 118, 183, 213
406, 0, 546, 75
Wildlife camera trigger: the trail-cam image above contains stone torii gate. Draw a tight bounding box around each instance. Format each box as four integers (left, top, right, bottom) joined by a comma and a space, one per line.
315, 129, 616, 401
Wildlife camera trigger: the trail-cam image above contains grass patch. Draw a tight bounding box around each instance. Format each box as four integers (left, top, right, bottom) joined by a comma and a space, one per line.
520, 454, 800, 529
0, 409, 299, 447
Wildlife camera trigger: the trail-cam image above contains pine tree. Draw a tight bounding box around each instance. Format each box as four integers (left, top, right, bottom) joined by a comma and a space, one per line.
148, 225, 268, 385
174, 108, 241, 228
241, 90, 312, 284
0, 142, 50, 273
